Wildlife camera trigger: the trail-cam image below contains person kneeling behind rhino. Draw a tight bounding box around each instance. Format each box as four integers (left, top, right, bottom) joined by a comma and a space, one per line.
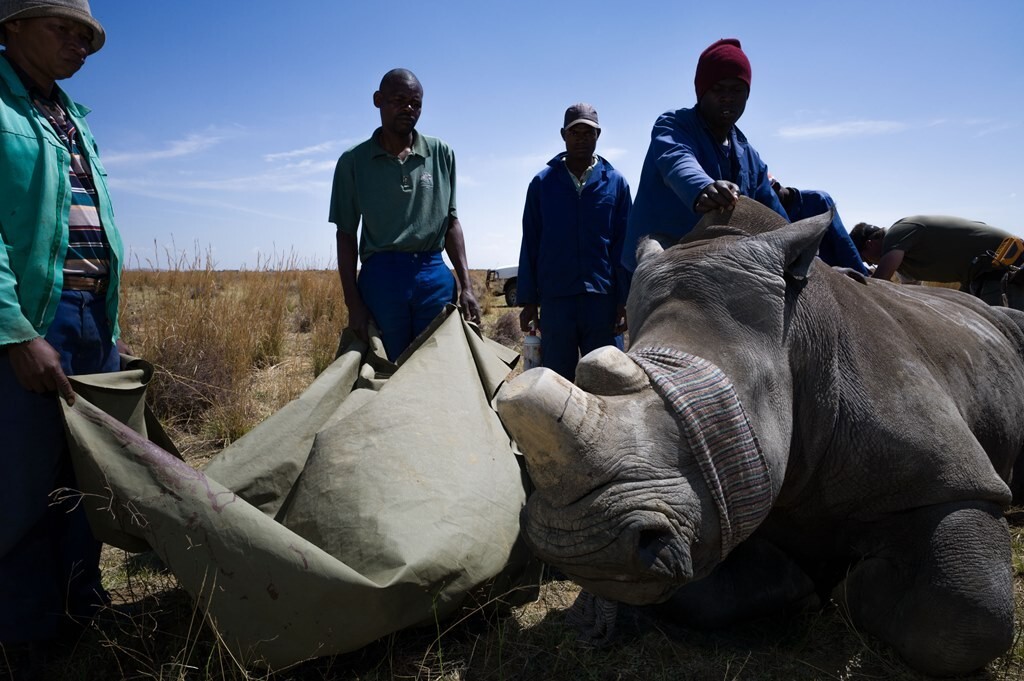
851, 215, 1024, 309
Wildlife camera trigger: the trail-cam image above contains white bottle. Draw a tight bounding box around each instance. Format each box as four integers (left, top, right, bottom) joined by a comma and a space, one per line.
522, 331, 542, 371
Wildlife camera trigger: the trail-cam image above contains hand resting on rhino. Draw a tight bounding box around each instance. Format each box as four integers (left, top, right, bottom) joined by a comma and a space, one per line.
497, 197, 1024, 677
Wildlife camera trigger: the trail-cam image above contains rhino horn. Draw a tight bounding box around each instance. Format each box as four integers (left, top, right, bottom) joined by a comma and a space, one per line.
576, 345, 650, 396
496, 369, 601, 505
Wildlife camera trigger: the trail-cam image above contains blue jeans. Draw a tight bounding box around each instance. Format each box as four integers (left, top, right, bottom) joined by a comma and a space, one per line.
0, 290, 119, 643
784, 190, 869, 275
539, 293, 622, 382
358, 251, 456, 362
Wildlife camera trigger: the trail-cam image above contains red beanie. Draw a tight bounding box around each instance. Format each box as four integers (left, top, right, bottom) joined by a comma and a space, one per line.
694, 38, 752, 101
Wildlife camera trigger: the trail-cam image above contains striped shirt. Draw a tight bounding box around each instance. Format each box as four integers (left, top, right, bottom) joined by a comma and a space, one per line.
31, 92, 110, 281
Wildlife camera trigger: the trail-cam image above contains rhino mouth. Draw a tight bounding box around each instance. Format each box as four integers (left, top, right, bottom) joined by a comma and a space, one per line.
522, 500, 696, 602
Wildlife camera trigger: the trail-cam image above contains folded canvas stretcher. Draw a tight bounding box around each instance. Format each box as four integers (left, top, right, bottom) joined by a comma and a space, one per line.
61, 306, 535, 668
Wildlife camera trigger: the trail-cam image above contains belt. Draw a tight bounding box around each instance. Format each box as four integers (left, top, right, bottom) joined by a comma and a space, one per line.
63, 275, 109, 293
367, 250, 444, 263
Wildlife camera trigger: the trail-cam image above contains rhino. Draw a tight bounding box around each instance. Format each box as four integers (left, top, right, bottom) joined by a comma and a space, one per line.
496, 197, 1024, 677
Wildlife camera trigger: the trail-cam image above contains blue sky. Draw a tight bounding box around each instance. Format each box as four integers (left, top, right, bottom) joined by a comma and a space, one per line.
71, 0, 1023, 270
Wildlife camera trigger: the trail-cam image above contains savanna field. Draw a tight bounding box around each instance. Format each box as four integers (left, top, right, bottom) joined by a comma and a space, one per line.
18, 262, 1024, 681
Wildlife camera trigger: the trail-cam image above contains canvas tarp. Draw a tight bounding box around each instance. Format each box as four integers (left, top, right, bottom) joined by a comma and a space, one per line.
61, 306, 535, 668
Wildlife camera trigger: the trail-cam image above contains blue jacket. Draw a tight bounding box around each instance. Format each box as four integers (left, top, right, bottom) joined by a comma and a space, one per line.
623, 106, 786, 271
518, 154, 631, 307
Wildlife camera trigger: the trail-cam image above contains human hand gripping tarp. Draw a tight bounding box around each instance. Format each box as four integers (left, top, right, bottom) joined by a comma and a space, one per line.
60, 305, 536, 668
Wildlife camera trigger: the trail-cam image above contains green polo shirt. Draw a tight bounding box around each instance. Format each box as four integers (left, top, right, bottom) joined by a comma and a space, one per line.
329, 129, 457, 262
883, 215, 1011, 285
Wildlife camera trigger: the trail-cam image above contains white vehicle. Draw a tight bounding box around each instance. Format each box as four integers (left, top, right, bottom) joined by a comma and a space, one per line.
485, 266, 519, 307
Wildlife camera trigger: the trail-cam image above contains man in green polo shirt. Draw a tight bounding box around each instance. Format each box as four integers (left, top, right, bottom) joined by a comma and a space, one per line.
850, 215, 1024, 309
330, 68, 481, 362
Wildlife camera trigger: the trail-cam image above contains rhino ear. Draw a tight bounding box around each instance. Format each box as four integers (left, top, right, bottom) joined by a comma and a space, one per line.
635, 235, 665, 267
764, 209, 832, 280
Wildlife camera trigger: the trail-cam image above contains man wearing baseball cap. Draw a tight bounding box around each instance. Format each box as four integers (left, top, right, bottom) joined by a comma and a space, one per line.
622, 38, 862, 274
517, 103, 632, 380
0, 0, 127, 656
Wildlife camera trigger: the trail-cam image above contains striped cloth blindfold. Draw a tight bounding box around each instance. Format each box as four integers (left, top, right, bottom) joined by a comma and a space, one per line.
630, 347, 773, 559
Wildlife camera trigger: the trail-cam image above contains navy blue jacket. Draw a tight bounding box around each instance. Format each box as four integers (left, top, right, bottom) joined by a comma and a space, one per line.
623, 106, 786, 271
518, 154, 632, 307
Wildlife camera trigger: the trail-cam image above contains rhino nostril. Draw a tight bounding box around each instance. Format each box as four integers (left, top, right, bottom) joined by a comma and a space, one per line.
637, 529, 672, 567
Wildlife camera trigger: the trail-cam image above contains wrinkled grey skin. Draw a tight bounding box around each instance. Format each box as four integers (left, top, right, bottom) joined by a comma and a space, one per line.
497, 198, 1024, 677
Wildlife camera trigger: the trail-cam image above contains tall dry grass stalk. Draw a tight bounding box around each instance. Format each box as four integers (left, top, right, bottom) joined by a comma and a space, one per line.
293, 270, 346, 377
121, 248, 511, 448
120, 247, 347, 447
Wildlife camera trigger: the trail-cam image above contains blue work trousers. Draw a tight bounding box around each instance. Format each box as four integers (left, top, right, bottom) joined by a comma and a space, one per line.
358, 251, 456, 362
0, 290, 119, 643
539, 293, 622, 382
785, 190, 869, 275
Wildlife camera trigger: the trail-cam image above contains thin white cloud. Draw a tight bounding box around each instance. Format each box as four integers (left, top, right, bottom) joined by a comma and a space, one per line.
277, 158, 338, 173
600, 146, 628, 162
777, 120, 907, 140
777, 116, 1015, 140
102, 133, 225, 165
461, 151, 551, 179
184, 159, 337, 192
969, 121, 1019, 138
263, 142, 336, 162
514, 152, 556, 171
106, 179, 323, 223
110, 158, 337, 196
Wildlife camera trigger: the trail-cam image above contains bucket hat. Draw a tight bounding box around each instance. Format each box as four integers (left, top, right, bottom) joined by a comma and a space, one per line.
0, 0, 105, 53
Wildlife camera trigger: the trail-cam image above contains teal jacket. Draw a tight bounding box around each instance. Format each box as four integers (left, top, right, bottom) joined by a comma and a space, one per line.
0, 55, 123, 346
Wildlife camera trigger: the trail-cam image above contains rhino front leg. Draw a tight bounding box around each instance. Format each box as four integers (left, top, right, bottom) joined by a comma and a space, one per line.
839, 501, 1013, 677
656, 536, 819, 629
565, 591, 620, 647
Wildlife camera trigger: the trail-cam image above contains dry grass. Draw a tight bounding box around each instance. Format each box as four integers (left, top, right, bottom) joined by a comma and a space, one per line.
119, 254, 345, 454
11, 266, 1023, 680
37, 556, 1024, 680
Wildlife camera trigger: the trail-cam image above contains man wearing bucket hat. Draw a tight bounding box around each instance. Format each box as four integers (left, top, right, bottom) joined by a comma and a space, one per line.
0, 0, 126, 654
622, 38, 863, 274
517, 103, 632, 381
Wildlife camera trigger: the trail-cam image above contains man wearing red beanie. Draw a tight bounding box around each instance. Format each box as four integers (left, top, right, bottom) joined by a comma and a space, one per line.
693, 38, 752, 103
622, 38, 865, 275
